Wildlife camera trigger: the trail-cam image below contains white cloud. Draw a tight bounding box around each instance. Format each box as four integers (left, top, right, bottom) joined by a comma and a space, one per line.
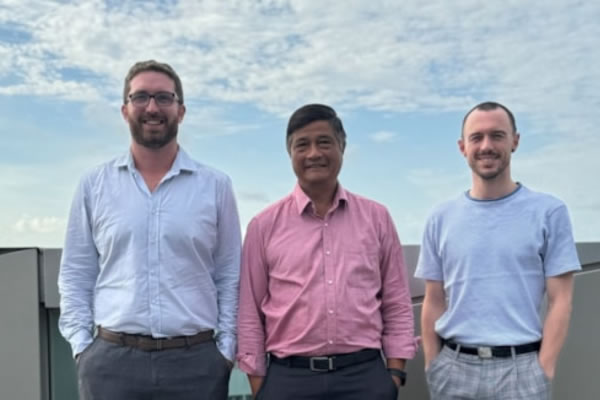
0, 0, 596, 121
0, 0, 598, 244
238, 191, 270, 204
370, 131, 397, 143
13, 214, 65, 234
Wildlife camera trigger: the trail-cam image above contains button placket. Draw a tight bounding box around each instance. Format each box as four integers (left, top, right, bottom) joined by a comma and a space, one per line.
148, 190, 162, 333
322, 216, 336, 348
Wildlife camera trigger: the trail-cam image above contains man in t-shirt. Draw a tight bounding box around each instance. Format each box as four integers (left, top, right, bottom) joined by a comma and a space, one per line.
415, 101, 580, 399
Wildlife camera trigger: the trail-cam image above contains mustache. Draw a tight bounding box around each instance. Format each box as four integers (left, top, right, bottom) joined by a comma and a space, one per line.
475, 150, 500, 158
139, 111, 167, 121
305, 162, 327, 168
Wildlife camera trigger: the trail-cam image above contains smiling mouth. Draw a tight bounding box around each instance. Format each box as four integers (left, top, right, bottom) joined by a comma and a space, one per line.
476, 154, 499, 160
143, 118, 165, 125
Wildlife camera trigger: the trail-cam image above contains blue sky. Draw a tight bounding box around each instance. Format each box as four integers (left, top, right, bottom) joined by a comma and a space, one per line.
1, 0, 598, 247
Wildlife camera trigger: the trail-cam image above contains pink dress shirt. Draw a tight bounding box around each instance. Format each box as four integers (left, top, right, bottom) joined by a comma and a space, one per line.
237, 184, 417, 376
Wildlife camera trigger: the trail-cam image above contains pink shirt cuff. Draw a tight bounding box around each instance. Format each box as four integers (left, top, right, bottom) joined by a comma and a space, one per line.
237, 353, 268, 376
382, 335, 419, 360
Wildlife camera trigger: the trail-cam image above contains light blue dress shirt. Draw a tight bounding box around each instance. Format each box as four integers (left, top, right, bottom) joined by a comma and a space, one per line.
58, 148, 241, 361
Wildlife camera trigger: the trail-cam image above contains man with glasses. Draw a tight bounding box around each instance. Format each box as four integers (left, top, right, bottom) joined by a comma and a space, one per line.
237, 104, 416, 399
58, 60, 241, 400
415, 101, 580, 399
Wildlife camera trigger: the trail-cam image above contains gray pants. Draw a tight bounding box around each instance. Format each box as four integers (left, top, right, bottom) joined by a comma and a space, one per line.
77, 337, 231, 400
427, 346, 551, 400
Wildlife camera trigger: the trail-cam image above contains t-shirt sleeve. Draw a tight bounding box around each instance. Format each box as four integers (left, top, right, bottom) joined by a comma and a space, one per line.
414, 215, 444, 281
543, 204, 581, 277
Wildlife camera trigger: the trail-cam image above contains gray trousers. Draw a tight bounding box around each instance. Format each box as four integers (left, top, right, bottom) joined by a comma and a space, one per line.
426, 346, 551, 400
256, 355, 398, 400
77, 336, 231, 400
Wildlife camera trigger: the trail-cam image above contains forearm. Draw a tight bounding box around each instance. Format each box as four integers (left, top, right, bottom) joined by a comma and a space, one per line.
421, 293, 445, 366
539, 296, 572, 376
215, 269, 240, 361
58, 260, 98, 355
58, 287, 95, 356
421, 315, 441, 366
386, 357, 406, 370
248, 375, 264, 397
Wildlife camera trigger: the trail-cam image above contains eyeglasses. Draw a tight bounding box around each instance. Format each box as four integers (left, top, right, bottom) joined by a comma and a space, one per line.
127, 91, 179, 107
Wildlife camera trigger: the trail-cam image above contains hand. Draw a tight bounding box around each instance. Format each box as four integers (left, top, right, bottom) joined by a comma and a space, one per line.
424, 351, 439, 371
249, 375, 264, 397
538, 357, 555, 380
226, 360, 234, 370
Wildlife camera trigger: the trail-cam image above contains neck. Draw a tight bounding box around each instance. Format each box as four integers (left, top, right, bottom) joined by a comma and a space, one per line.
131, 140, 178, 174
470, 173, 518, 200
301, 181, 338, 217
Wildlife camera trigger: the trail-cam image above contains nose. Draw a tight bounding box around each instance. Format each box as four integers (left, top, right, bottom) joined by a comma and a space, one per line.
480, 135, 493, 150
145, 97, 160, 112
306, 143, 322, 159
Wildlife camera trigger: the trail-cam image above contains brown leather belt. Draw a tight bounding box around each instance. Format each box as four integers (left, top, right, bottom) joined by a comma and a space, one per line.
97, 327, 214, 351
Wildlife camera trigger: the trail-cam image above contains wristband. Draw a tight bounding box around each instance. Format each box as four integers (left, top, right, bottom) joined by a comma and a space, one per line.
387, 368, 407, 386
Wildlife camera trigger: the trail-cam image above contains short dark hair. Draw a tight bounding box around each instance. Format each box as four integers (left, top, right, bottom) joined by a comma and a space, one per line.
286, 104, 346, 152
123, 60, 184, 104
462, 101, 517, 136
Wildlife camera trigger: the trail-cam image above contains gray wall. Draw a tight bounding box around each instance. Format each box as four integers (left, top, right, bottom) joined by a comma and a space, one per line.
0, 249, 46, 400
1, 243, 599, 399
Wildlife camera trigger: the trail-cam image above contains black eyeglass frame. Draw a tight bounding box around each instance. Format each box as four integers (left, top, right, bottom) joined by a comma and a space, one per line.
126, 91, 181, 107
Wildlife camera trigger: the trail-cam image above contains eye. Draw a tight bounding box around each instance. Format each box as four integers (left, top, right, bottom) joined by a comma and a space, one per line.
155, 92, 175, 105
294, 140, 308, 150
130, 92, 150, 105
318, 137, 333, 147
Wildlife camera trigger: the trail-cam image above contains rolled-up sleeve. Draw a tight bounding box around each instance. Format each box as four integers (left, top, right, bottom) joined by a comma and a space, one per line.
236, 217, 269, 376
58, 175, 100, 357
378, 210, 418, 359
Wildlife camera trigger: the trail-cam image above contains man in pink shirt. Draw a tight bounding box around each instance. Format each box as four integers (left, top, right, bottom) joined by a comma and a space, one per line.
237, 104, 417, 399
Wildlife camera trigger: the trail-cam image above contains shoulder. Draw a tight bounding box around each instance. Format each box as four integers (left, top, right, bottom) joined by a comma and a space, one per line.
189, 160, 232, 186
77, 155, 124, 188
244, 193, 294, 240
426, 193, 466, 221
344, 189, 391, 217
517, 185, 567, 213
252, 194, 295, 223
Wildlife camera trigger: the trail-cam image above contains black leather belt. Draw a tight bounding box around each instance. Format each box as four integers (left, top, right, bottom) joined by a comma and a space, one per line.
270, 349, 380, 372
98, 327, 214, 351
443, 339, 541, 358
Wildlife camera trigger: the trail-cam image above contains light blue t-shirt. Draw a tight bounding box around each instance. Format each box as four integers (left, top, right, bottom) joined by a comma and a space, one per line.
415, 184, 580, 346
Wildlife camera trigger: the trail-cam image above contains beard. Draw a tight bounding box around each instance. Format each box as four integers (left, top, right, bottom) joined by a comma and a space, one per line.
129, 112, 178, 149
470, 150, 510, 180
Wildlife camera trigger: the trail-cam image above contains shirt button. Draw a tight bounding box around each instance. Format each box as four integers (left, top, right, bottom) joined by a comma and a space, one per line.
328, 309, 334, 314
325, 250, 330, 255
327, 280, 333, 285
324, 223, 328, 227
328, 340, 333, 345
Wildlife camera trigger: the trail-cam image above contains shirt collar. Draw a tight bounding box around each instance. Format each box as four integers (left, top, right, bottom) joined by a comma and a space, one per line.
292, 182, 348, 215
115, 147, 198, 174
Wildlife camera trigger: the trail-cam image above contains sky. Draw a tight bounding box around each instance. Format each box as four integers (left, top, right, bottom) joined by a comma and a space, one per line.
0, 0, 598, 248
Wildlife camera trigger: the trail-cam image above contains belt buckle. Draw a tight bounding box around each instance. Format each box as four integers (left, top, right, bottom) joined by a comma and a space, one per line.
309, 356, 334, 372
477, 346, 492, 359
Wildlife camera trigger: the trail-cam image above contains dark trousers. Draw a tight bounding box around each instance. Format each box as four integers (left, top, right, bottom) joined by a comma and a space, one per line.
257, 355, 398, 400
77, 336, 231, 400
